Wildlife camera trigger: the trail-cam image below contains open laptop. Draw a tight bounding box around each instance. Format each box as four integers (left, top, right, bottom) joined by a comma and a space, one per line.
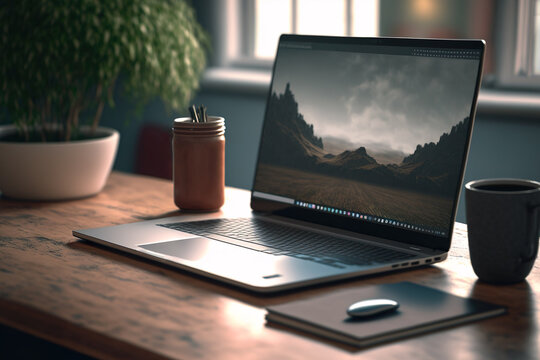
74, 35, 485, 293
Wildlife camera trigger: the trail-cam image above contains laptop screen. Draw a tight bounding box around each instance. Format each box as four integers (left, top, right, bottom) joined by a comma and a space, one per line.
252, 35, 484, 250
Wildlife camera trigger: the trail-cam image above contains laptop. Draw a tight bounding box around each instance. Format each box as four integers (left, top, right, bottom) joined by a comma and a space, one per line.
74, 35, 485, 293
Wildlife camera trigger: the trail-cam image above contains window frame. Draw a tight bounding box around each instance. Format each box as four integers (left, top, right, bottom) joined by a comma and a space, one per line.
237, 0, 378, 65
494, 0, 540, 89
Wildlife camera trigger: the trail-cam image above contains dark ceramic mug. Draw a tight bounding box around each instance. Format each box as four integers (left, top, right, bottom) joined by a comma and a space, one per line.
465, 179, 540, 284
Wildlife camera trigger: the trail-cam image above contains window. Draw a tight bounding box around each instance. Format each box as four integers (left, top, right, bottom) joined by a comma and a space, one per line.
495, 0, 540, 89
201, 0, 540, 91
239, 0, 496, 75
515, 0, 540, 76
252, 0, 379, 59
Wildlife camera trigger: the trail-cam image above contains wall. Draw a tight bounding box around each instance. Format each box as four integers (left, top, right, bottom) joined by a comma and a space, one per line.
457, 113, 540, 221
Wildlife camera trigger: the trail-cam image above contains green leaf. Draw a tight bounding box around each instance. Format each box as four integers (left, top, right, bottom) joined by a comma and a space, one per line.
1, 0, 209, 140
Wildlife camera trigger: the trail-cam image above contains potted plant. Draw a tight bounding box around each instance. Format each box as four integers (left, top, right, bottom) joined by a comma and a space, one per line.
0, 0, 208, 200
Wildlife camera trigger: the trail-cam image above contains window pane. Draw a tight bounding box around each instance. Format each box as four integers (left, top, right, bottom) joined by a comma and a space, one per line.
296, 0, 346, 36
255, 0, 291, 58
535, 0, 540, 74
352, 0, 379, 37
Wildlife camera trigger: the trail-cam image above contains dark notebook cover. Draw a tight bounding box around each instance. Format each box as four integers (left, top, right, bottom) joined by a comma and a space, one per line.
266, 282, 506, 348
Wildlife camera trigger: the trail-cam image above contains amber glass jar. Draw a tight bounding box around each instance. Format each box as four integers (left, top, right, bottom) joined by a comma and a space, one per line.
172, 116, 225, 211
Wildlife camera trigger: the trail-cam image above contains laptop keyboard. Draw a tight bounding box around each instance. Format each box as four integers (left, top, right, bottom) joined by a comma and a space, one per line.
159, 218, 414, 268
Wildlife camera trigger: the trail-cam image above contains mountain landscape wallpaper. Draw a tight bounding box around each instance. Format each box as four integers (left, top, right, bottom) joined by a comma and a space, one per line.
254, 48, 479, 231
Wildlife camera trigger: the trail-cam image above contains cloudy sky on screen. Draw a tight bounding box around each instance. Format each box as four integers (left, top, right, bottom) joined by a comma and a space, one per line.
271, 47, 479, 156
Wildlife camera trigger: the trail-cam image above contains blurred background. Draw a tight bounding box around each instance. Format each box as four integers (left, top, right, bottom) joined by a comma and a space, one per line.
74, 0, 540, 222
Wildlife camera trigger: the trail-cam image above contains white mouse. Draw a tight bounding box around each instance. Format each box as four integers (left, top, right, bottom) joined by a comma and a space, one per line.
346, 298, 399, 318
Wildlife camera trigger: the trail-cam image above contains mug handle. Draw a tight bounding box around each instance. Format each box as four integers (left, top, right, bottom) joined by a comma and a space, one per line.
520, 202, 540, 263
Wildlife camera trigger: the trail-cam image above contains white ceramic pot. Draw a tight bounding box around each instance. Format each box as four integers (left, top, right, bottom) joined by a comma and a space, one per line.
0, 125, 119, 200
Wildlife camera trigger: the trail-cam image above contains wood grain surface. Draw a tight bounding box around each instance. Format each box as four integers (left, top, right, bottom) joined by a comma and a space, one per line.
1, 172, 538, 360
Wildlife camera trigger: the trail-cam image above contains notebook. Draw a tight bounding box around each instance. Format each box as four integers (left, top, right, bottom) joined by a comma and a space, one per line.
266, 282, 506, 348
73, 35, 485, 293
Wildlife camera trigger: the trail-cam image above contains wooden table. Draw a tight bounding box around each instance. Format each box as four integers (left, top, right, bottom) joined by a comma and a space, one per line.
1, 172, 538, 360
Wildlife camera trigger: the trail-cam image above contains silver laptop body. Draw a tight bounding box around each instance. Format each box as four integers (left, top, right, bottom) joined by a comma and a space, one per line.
74, 35, 485, 293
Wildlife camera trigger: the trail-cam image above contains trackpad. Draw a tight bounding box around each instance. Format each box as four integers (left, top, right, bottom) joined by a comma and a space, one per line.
140, 237, 212, 261
138, 237, 339, 289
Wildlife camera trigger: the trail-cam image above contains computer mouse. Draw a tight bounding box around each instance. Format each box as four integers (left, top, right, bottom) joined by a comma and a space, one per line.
346, 298, 399, 318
